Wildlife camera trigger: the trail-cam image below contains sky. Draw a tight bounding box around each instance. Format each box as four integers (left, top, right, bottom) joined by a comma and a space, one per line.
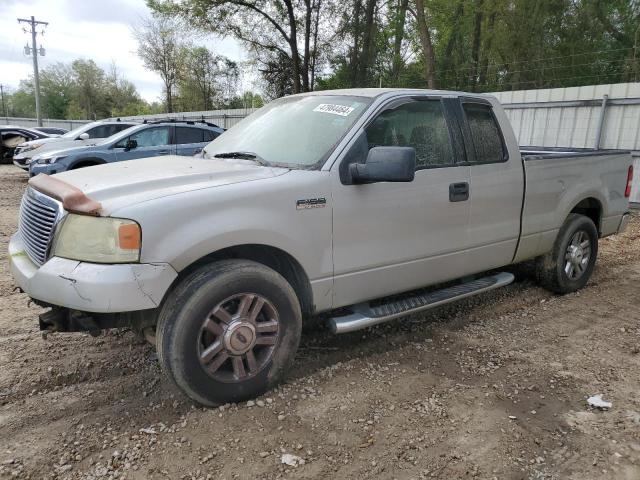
0, 0, 246, 103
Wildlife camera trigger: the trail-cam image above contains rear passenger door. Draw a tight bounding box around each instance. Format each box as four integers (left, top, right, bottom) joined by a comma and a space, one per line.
331, 96, 472, 308
458, 99, 524, 272
175, 126, 210, 156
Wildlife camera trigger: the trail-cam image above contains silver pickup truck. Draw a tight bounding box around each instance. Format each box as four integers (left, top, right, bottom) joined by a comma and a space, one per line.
8, 88, 633, 406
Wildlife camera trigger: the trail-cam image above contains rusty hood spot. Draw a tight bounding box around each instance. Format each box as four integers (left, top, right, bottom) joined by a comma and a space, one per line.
28, 174, 102, 216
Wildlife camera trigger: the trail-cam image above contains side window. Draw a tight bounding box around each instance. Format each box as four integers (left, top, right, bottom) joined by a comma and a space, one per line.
115, 124, 133, 133
462, 103, 507, 164
175, 127, 204, 144
130, 127, 171, 147
103, 125, 118, 137
114, 136, 129, 148
85, 125, 110, 138
203, 129, 220, 142
364, 99, 454, 169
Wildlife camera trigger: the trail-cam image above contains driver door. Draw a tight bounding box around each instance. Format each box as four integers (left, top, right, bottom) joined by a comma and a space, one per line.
331, 96, 472, 308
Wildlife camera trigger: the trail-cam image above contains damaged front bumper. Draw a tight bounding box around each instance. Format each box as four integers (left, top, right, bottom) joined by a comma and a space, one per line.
8, 233, 178, 314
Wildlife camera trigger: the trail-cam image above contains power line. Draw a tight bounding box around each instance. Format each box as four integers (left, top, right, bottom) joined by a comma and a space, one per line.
18, 16, 48, 127
430, 46, 637, 76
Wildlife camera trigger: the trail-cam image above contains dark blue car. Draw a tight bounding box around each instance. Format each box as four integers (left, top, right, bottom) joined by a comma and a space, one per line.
29, 121, 224, 176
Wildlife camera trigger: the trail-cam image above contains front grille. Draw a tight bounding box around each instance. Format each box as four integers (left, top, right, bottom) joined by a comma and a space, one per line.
18, 188, 60, 265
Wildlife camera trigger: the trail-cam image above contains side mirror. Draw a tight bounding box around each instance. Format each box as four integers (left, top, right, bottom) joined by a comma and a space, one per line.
78, 132, 90, 140
349, 146, 416, 184
125, 139, 138, 151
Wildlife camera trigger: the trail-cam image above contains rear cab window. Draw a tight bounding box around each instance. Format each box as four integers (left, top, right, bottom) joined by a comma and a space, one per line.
461, 102, 507, 164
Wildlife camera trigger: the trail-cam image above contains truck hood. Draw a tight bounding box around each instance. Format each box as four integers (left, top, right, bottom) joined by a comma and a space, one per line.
52, 155, 290, 214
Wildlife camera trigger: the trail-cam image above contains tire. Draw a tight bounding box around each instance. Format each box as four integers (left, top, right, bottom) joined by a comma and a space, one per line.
156, 260, 302, 406
536, 213, 598, 294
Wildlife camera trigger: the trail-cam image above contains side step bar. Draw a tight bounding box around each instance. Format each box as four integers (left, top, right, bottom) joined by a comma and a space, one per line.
329, 272, 514, 334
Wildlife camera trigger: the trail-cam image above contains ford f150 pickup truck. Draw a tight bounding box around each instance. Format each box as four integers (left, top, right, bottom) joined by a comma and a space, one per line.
8, 88, 633, 406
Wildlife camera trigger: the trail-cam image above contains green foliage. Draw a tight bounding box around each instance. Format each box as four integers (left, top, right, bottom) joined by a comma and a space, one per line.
176, 46, 241, 111
157, 0, 638, 94
6, 60, 151, 120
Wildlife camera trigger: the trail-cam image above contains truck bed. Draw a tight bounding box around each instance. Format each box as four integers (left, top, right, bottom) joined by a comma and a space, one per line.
513, 146, 632, 263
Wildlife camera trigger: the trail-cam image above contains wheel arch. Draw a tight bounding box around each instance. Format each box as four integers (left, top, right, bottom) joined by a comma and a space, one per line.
568, 196, 603, 234
69, 157, 106, 169
172, 244, 314, 316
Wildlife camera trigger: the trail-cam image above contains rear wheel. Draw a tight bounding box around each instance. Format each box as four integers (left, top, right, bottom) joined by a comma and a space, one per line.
536, 213, 598, 294
156, 260, 302, 406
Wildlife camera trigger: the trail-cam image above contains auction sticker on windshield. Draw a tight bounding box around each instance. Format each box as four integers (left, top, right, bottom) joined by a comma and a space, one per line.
313, 104, 355, 116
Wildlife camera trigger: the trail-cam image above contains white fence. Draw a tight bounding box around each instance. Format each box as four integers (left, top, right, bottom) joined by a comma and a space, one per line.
491, 82, 640, 203
1, 107, 257, 131
115, 108, 257, 130
0, 117, 90, 130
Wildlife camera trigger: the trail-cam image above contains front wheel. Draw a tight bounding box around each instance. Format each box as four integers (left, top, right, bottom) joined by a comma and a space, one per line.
536, 213, 598, 294
156, 260, 302, 406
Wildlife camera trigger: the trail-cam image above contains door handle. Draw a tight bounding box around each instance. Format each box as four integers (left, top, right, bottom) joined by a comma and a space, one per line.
449, 182, 469, 202
157, 150, 170, 155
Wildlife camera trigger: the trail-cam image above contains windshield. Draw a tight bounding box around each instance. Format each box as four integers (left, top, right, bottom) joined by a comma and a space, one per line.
203, 95, 371, 169
61, 123, 94, 139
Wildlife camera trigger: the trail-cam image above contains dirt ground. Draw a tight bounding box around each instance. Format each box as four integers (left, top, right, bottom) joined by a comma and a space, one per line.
0, 164, 639, 480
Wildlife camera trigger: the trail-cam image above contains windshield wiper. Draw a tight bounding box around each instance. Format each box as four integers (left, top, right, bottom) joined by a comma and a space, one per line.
213, 151, 272, 167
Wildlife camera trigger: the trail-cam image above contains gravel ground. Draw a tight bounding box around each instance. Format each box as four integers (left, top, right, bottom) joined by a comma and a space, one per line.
0, 164, 639, 480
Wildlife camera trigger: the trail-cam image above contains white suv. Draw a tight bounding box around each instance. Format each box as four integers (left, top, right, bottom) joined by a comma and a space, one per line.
13, 120, 136, 169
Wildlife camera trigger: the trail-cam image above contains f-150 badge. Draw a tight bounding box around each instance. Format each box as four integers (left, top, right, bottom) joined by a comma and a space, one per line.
296, 197, 327, 210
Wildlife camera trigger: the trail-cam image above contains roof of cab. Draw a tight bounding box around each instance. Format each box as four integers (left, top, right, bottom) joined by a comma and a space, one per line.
292, 87, 496, 100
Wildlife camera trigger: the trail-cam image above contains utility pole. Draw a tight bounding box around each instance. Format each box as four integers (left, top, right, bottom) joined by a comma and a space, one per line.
18, 16, 48, 126
0, 85, 7, 118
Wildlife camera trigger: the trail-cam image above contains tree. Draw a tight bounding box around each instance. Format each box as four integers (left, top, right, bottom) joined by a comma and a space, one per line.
39, 63, 75, 118
412, 0, 436, 88
105, 64, 149, 116
71, 59, 108, 119
6, 59, 151, 120
148, 0, 326, 94
177, 47, 241, 111
134, 15, 185, 112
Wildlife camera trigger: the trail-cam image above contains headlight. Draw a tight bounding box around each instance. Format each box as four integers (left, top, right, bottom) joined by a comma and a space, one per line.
36, 155, 67, 165
53, 214, 141, 263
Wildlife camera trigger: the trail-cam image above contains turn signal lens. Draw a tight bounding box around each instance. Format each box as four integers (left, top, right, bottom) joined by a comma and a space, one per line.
118, 223, 141, 250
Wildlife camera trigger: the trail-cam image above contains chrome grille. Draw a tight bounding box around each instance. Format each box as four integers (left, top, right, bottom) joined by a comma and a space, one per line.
18, 188, 60, 265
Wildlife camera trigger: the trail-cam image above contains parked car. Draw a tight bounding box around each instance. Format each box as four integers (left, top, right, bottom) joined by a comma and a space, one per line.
13, 120, 137, 170
9, 89, 633, 407
33, 127, 69, 136
28, 121, 224, 176
0, 125, 51, 164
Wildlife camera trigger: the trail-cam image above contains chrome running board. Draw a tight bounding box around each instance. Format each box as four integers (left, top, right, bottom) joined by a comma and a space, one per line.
329, 272, 514, 334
